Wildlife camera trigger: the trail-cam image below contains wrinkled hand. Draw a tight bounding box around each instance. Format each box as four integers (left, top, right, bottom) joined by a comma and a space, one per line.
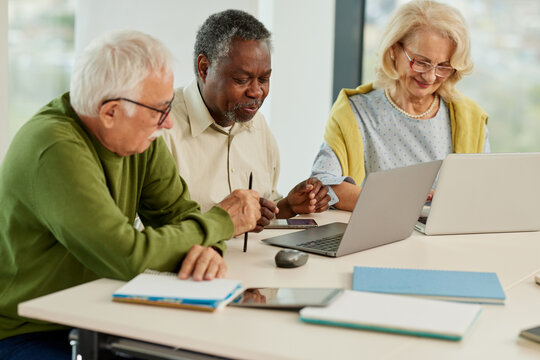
252, 198, 279, 232
217, 189, 261, 236
278, 178, 331, 218
178, 245, 227, 281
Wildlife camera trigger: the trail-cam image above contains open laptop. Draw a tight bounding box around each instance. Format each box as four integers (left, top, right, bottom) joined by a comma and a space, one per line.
262, 160, 442, 257
416, 153, 540, 235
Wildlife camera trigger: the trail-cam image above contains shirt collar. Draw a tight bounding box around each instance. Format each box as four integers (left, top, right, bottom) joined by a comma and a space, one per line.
184, 79, 257, 137
184, 79, 214, 137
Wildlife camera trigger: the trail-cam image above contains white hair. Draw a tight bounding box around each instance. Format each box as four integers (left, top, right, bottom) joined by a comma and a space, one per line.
70, 30, 173, 117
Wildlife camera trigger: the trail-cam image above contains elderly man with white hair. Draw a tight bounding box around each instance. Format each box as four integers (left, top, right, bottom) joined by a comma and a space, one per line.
0, 30, 260, 359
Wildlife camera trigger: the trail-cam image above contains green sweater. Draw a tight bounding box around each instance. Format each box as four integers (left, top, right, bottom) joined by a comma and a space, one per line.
0, 93, 234, 339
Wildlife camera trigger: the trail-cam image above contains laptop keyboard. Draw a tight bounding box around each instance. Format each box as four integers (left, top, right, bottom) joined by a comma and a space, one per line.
297, 234, 342, 252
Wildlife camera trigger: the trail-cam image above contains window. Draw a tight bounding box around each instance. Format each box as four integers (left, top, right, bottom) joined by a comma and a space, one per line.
363, 0, 540, 152
8, 0, 75, 138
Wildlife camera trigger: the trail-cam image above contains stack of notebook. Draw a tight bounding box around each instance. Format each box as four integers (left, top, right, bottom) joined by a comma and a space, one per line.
112, 271, 242, 312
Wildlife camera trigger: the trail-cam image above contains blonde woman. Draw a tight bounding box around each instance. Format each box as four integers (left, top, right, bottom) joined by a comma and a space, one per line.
311, 0, 489, 211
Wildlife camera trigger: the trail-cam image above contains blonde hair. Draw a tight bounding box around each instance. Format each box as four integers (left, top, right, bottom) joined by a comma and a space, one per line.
373, 0, 472, 102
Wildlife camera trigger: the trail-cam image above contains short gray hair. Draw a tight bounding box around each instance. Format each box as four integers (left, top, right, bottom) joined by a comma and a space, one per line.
373, 0, 472, 102
193, 9, 272, 75
70, 30, 173, 117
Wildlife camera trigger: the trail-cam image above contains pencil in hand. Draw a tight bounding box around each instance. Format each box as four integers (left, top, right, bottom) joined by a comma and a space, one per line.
243, 172, 253, 253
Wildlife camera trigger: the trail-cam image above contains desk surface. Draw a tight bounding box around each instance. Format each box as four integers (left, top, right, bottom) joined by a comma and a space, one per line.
19, 210, 540, 360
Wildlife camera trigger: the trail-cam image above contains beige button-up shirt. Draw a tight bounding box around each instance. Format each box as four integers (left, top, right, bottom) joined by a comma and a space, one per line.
163, 80, 281, 213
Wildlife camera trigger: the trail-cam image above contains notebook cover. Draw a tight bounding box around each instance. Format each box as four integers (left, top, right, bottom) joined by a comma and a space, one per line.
300, 290, 481, 341
352, 266, 505, 304
112, 272, 242, 311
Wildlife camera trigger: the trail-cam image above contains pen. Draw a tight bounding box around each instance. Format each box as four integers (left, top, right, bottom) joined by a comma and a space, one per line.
243, 172, 253, 253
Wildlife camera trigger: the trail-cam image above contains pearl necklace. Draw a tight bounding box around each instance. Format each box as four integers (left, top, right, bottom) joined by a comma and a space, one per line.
384, 89, 438, 119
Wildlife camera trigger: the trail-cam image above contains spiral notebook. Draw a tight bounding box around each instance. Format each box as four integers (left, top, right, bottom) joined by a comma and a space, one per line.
112, 271, 242, 312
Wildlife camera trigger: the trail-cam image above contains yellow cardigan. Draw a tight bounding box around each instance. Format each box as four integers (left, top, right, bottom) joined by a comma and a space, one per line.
324, 83, 488, 185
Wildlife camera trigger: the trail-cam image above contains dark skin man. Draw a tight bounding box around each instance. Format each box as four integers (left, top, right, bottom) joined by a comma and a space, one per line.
197, 38, 331, 231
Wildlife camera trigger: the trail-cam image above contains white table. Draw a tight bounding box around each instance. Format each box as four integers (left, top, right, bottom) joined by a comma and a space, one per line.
19, 210, 540, 359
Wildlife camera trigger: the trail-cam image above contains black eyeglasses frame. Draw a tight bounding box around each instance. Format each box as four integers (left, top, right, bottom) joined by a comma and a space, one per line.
102, 93, 175, 126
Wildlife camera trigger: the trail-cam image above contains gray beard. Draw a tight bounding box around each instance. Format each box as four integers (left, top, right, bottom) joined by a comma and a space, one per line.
224, 100, 262, 123
224, 109, 242, 123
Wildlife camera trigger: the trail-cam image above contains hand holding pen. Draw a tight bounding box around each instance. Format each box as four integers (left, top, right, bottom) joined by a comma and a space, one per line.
216, 186, 260, 237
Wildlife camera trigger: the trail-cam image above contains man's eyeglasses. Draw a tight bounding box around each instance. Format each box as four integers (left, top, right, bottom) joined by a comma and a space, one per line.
102, 93, 175, 126
401, 45, 455, 78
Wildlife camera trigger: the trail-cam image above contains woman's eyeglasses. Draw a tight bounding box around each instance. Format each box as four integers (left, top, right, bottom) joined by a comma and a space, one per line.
401, 45, 455, 78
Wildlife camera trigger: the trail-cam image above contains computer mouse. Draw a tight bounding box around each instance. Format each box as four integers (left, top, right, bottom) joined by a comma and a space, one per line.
275, 249, 309, 268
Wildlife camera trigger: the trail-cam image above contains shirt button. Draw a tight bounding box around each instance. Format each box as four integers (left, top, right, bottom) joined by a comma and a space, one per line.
231, 168, 235, 173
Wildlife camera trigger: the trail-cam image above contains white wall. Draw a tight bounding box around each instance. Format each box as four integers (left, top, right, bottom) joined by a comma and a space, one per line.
75, 0, 258, 90
268, 1, 335, 193
0, 0, 8, 161
75, 0, 335, 194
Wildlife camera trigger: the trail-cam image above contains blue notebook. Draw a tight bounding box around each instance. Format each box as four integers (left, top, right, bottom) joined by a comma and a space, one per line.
352, 266, 505, 304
